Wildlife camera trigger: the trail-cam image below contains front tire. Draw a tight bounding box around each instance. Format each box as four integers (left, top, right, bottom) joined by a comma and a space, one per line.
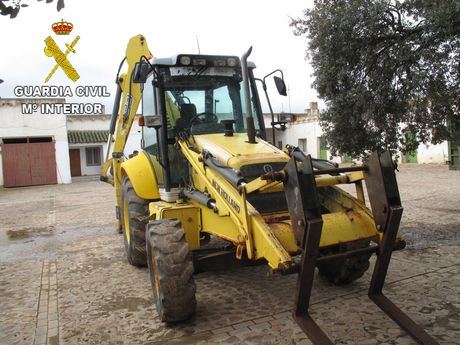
146, 219, 196, 322
120, 177, 149, 267
317, 240, 372, 285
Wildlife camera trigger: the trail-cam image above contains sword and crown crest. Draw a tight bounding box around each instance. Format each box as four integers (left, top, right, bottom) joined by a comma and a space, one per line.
44, 19, 80, 83
52, 19, 74, 35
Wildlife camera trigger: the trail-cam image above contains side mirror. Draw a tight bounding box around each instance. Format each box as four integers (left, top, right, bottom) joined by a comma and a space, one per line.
273, 76, 287, 96
132, 62, 151, 84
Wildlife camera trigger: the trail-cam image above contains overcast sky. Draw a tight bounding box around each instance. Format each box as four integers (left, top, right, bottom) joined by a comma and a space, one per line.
0, 0, 318, 113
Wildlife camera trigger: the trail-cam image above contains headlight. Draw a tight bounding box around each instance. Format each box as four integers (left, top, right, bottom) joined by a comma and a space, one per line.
214, 59, 226, 67
179, 56, 191, 65
193, 58, 207, 66
227, 58, 237, 67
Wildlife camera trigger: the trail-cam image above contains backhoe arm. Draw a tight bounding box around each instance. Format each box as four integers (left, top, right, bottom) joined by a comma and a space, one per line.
100, 35, 152, 226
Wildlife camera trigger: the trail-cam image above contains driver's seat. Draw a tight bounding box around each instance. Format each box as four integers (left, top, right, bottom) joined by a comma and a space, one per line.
175, 103, 197, 132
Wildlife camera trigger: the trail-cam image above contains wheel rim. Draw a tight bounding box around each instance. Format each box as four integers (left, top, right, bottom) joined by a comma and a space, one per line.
123, 198, 131, 244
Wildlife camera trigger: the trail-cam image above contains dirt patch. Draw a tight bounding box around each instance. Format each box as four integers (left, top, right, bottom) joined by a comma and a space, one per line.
100, 295, 152, 313
6, 226, 54, 239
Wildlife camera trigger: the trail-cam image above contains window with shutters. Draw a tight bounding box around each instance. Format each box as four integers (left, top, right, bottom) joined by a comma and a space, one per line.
86, 147, 101, 166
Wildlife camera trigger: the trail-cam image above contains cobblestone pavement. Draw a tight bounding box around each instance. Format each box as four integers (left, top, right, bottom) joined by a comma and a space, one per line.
0, 165, 459, 345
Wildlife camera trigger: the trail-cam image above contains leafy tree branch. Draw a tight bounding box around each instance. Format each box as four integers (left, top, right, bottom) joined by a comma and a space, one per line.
291, 0, 460, 158
0, 0, 64, 19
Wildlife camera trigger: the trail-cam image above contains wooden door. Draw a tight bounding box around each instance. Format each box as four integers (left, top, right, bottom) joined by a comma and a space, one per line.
29, 142, 58, 185
2, 143, 31, 187
403, 132, 418, 163
448, 127, 460, 170
2, 140, 57, 187
318, 137, 328, 160
69, 149, 82, 177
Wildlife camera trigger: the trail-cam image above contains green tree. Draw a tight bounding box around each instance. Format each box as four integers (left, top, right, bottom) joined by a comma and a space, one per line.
291, 0, 460, 157
0, 0, 64, 19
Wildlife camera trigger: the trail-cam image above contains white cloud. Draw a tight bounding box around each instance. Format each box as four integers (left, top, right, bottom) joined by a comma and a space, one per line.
0, 0, 317, 113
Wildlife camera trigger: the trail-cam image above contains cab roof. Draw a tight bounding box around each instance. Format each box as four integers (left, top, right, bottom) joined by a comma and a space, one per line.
151, 55, 256, 68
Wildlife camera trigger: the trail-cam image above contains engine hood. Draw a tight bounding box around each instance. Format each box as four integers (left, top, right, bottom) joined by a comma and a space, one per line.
194, 133, 289, 170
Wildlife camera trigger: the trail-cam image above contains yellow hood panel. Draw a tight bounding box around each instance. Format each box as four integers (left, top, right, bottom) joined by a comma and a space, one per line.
194, 133, 289, 169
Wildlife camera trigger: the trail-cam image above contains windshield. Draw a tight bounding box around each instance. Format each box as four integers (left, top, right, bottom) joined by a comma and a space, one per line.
159, 66, 261, 135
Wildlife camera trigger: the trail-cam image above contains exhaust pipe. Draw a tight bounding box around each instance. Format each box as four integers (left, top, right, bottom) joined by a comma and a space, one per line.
241, 46, 256, 144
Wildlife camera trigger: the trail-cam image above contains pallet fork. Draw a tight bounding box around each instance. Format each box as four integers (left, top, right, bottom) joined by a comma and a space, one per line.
282, 151, 439, 345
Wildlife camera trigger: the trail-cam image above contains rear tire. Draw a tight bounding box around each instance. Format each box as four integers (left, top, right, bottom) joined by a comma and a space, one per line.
318, 240, 371, 285
146, 219, 196, 322
120, 177, 149, 267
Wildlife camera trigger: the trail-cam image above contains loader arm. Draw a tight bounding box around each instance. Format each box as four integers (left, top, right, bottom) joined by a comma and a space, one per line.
177, 139, 295, 270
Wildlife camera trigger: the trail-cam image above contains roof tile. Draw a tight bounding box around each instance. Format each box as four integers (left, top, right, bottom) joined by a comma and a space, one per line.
68, 130, 109, 144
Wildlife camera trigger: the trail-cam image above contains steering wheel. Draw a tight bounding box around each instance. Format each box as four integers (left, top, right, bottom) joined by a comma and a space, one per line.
189, 112, 219, 128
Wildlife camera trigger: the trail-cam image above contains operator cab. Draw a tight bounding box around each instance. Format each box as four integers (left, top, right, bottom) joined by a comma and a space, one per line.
142, 54, 265, 137
139, 54, 267, 190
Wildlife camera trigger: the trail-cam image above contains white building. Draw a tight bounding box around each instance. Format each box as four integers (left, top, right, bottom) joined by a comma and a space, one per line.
0, 99, 142, 187
264, 101, 453, 165
1, 97, 457, 188
66, 115, 142, 177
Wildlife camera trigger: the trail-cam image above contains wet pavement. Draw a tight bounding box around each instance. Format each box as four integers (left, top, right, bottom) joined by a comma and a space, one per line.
0, 164, 459, 345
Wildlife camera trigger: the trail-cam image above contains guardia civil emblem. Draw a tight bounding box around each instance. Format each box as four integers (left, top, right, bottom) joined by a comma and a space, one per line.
43, 19, 80, 82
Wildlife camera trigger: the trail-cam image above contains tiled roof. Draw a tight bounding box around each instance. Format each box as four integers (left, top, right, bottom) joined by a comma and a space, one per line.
68, 130, 109, 144
66, 114, 112, 120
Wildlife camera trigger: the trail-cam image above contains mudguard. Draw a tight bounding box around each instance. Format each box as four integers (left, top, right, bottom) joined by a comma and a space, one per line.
121, 151, 160, 200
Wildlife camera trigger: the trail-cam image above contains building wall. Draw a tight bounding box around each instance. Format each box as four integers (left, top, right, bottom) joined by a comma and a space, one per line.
278, 121, 323, 157
415, 142, 448, 164
264, 113, 340, 162
67, 115, 111, 131
125, 122, 142, 157
66, 115, 142, 176
264, 113, 449, 165
68, 143, 106, 176
0, 99, 72, 185
67, 115, 142, 156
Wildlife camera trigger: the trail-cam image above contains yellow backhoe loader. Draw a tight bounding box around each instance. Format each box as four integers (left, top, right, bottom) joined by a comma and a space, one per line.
101, 35, 439, 345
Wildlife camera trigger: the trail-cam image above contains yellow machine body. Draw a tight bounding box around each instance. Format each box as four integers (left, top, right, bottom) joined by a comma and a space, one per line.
99, 34, 439, 345
101, 34, 380, 272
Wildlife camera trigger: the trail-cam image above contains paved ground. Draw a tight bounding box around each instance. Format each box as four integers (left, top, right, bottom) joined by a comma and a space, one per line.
0, 164, 459, 345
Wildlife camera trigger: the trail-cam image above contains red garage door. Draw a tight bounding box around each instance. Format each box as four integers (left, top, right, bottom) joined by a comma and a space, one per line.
2, 137, 58, 187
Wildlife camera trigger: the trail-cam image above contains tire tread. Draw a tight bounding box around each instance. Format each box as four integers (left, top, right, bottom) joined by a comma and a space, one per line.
146, 219, 196, 322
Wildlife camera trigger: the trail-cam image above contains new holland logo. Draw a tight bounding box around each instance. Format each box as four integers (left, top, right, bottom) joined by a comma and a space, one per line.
212, 180, 240, 213
263, 164, 274, 173
43, 19, 80, 83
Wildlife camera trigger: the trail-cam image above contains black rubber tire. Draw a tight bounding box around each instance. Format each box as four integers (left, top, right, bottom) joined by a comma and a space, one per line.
146, 219, 196, 322
120, 177, 149, 267
318, 240, 372, 285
